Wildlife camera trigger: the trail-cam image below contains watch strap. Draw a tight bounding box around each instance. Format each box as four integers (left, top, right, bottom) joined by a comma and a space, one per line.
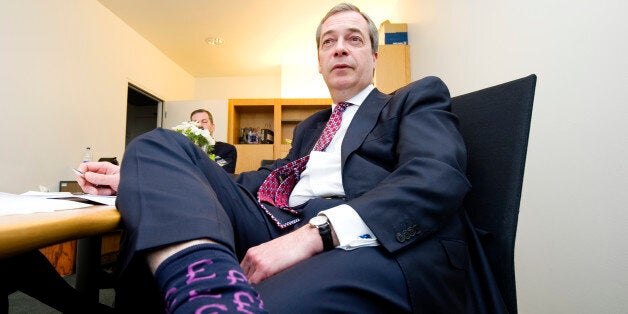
318, 224, 334, 251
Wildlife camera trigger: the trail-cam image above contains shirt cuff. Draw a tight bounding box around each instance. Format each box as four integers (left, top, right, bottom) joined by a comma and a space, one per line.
319, 204, 379, 250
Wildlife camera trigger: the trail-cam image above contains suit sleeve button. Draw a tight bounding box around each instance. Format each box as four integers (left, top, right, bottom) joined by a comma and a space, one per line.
403, 230, 411, 239
396, 232, 406, 242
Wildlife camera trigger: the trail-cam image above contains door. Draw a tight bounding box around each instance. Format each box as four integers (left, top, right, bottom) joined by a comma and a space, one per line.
125, 84, 163, 146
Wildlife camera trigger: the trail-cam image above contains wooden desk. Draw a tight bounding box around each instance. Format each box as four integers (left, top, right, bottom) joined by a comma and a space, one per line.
0, 205, 120, 259
0, 205, 120, 300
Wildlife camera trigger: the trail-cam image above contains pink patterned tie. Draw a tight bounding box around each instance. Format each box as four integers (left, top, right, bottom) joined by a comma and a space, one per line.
257, 102, 352, 228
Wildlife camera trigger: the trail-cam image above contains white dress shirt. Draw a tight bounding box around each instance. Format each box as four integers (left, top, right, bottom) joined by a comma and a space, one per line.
289, 85, 379, 250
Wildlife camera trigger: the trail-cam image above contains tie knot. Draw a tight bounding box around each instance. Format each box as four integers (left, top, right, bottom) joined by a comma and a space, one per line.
334, 102, 352, 114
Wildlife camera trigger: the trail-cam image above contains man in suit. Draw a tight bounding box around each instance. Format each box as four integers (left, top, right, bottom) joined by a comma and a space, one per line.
190, 109, 238, 173
77, 3, 504, 313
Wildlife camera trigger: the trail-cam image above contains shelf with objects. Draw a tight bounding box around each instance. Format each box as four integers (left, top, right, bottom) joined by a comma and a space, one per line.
227, 98, 331, 173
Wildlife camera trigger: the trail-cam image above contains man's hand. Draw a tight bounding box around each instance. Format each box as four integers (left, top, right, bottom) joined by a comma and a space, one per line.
75, 161, 120, 195
240, 225, 323, 284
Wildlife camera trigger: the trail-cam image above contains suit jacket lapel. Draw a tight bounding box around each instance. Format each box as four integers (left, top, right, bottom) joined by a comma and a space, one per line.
301, 109, 331, 156
341, 89, 391, 164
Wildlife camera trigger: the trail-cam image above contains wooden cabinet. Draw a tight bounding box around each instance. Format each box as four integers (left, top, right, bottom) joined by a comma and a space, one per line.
228, 98, 331, 173
40, 241, 76, 276
232, 144, 274, 174
375, 44, 411, 94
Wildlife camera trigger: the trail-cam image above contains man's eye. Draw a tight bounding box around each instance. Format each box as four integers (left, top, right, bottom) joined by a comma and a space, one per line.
322, 38, 335, 47
349, 36, 364, 45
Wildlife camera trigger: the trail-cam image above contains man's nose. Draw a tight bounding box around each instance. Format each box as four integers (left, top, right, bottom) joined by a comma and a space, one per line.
333, 40, 349, 57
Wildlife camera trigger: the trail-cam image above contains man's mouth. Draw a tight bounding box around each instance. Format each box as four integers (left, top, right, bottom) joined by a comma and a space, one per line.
332, 64, 351, 71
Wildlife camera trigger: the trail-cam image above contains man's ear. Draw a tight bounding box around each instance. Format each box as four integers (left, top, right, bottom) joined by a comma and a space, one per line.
371, 52, 378, 77
318, 55, 323, 74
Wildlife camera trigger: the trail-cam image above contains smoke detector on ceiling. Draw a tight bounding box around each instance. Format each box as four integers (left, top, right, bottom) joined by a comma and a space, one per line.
205, 36, 225, 46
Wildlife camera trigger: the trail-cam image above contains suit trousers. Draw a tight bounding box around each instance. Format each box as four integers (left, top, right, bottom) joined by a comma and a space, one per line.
114, 128, 411, 313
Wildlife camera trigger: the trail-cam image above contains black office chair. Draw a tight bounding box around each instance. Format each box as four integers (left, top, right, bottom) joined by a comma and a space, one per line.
451, 74, 537, 314
260, 159, 275, 168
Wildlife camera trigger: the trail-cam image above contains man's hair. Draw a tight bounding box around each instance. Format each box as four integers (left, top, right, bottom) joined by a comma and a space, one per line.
190, 109, 214, 124
315, 3, 379, 53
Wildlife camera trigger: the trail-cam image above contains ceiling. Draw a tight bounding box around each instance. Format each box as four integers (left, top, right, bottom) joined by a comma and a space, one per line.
97, 0, 397, 78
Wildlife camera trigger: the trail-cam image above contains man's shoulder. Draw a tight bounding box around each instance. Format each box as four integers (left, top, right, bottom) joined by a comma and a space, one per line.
215, 141, 236, 150
392, 76, 447, 96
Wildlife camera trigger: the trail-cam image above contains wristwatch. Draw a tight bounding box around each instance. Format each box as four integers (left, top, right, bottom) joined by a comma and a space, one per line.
309, 215, 334, 251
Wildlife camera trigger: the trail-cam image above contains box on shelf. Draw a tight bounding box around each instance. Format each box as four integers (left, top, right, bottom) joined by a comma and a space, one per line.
379, 20, 408, 45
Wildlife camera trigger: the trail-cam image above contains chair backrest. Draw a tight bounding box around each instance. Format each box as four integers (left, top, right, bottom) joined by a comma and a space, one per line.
451, 74, 537, 314
260, 159, 275, 168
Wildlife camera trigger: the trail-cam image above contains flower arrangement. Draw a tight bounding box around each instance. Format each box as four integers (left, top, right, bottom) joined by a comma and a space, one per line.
172, 121, 216, 159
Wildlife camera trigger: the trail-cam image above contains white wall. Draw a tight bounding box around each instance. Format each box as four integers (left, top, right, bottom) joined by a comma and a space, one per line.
280, 64, 330, 98
392, 0, 628, 312
0, 0, 194, 193
194, 75, 282, 100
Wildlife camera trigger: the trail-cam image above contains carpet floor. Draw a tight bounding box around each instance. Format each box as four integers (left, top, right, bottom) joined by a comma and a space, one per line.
7, 273, 115, 313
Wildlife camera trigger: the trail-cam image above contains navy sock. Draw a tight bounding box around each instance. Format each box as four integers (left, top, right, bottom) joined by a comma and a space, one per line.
154, 243, 267, 313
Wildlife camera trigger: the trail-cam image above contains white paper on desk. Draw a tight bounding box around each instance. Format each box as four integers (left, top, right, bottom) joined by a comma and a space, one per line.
21, 191, 74, 198
0, 192, 91, 216
76, 195, 117, 206
20, 191, 116, 206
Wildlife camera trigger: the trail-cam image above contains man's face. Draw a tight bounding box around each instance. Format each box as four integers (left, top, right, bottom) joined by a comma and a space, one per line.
318, 10, 377, 99
191, 112, 215, 136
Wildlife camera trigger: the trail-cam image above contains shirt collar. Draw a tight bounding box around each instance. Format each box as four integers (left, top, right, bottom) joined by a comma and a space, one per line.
331, 84, 375, 110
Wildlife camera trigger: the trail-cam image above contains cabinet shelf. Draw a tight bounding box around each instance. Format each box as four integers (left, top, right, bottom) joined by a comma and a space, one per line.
228, 98, 330, 173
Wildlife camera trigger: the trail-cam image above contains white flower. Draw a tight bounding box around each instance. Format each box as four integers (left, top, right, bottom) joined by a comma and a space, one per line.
200, 129, 215, 145
171, 121, 216, 157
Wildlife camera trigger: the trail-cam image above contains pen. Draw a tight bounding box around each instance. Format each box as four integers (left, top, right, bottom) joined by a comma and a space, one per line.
72, 168, 105, 188
72, 168, 85, 178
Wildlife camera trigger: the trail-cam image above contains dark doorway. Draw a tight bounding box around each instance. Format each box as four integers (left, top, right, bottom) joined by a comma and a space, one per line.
125, 84, 163, 146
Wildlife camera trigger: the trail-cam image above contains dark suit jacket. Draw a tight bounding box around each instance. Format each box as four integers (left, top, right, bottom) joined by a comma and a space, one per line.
234, 77, 503, 312
213, 141, 237, 173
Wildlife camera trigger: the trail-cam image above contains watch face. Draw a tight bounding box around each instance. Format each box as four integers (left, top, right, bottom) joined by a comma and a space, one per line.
309, 215, 328, 227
